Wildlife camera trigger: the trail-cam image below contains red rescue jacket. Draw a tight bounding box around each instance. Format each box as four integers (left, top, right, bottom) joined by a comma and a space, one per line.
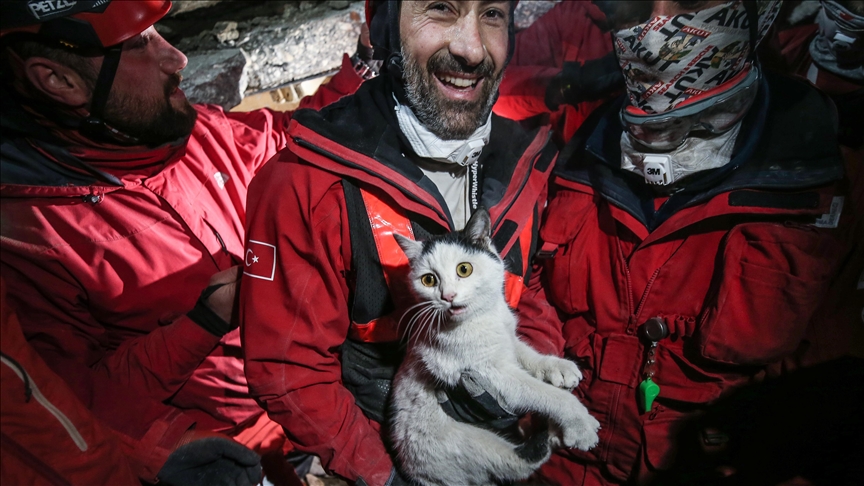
519, 73, 856, 485
1, 278, 139, 486
494, 0, 613, 143
0, 56, 361, 480
240, 74, 558, 486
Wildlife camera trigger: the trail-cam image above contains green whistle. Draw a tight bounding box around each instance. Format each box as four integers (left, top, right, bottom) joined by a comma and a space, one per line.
639, 377, 660, 413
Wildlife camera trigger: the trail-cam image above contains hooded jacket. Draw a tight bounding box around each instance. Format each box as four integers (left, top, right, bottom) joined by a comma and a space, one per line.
0, 56, 361, 480
240, 73, 557, 486
518, 72, 855, 485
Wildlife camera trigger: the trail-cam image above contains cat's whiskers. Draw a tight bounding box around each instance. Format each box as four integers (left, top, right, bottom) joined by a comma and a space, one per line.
398, 301, 435, 343
407, 304, 438, 346
414, 305, 439, 344
402, 307, 430, 344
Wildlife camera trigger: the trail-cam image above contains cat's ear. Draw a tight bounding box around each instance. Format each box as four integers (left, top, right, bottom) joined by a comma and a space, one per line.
394, 233, 423, 260
465, 208, 493, 250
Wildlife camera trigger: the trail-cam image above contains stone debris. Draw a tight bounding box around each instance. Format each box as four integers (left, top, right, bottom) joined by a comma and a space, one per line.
168, 0, 224, 17
213, 21, 240, 44
167, 0, 561, 108
174, 1, 365, 98
328, 1, 352, 10
180, 48, 249, 109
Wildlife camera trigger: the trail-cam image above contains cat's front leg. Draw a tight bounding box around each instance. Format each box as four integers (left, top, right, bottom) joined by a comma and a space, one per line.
514, 339, 582, 390
486, 365, 600, 451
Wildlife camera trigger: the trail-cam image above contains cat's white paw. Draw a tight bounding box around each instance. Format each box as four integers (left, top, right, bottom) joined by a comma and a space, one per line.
561, 409, 601, 451
531, 356, 582, 390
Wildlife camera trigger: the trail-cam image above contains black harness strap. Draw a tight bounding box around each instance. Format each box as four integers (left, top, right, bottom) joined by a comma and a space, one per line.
342, 179, 394, 325
81, 45, 122, 140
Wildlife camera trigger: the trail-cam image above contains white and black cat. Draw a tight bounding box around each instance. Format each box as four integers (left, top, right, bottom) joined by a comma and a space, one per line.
390, 209, 600, 486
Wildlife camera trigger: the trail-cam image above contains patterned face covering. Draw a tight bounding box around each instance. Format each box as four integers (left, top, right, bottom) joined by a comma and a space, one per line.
612, 0, 781, 114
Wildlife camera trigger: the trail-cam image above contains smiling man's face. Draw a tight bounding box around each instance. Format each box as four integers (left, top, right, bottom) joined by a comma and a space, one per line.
399, 1, 510, 140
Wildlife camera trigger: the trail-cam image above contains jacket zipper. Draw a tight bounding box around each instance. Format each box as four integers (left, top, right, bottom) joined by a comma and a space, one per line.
213, 229, 228, 255
0, 354, 88, 452
491, 130, 553, 232
293, 137, 452, 225
616, 238, 675, 333
634, 267, 663, 319
616, 239, 635, 314
83, 186, 104, 204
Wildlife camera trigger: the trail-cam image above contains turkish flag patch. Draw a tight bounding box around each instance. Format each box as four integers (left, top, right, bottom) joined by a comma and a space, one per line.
244, 240, 277, 281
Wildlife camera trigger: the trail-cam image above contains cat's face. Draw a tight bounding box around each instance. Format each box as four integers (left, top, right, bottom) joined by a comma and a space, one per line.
395, 209, 504, 324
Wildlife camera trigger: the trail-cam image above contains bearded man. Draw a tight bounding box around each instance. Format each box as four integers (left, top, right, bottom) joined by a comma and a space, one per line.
0, 1, 366, 483
239, 1, 560, 485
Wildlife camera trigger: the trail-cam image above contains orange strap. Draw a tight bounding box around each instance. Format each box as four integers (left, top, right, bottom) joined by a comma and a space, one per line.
362, 189, 414, 289
351, 189, 533, 342
504, 211, 534, 309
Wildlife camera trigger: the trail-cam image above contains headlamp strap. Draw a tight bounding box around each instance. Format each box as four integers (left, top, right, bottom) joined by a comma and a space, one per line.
743, 1, 760, 60
385, 0, 404, 80
81, 44, 121, 138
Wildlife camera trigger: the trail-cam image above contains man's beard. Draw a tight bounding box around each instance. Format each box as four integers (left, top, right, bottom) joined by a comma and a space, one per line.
102, 73, 197, 146
401, 46, 503, 140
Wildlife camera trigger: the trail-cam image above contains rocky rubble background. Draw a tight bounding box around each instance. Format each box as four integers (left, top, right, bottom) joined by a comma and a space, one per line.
158, 0, 560, 109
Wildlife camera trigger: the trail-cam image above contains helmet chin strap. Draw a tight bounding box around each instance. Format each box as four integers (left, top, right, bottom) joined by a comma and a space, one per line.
743, 1, 759, 61
79, 44, 138, 144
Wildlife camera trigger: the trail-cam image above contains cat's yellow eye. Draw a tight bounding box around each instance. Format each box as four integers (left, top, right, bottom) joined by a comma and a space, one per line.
420, 273, 438, 287
456, 263, 473, 278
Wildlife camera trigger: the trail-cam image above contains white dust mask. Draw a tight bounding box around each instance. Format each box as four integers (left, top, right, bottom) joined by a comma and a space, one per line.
621, 121, 742, 186
394, 95, 491, 167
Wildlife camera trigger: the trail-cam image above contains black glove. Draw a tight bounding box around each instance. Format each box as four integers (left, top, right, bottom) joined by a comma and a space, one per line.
545, 51, 625, 110
187, 282, 233, 337
438, 371, 520, 437
356, 468, 418, 486
158, 436, 262, 486
438, 371, 551, 461
387, 467, 419, 486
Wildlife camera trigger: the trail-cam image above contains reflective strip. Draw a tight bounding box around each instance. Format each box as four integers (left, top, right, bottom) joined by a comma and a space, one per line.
352, 189, 415, 343
504, 274, 524, 309
504, 211, 534, 308
0, 355, 88, 452
351, 316, 399, 343
361, 189, 414, 289
353, 190, 534, 342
